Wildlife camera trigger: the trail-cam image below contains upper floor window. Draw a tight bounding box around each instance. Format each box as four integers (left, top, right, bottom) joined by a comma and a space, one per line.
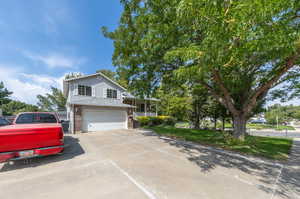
107, 89, 117, 99
78, 85, 92, 96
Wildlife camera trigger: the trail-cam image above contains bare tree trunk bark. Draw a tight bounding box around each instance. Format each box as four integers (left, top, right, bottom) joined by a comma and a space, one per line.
222, 117, 225, 131
232, 115, 247, 140
214, 117, 217, 130
195, 118, 200, 129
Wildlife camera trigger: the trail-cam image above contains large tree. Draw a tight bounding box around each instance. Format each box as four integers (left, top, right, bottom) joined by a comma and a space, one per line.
0, 82, 13, 106
37, 87, 66, 112
64, 72, 83, 80
104, 0, 300, 139
2, 100, 39, 116
156, 83, 191, 121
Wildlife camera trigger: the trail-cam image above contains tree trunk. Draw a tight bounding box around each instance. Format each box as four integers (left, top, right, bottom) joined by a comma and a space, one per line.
214, 118, 217, 130
222, 117, 225, 131
232, 115, 247, 140
194, 116, 200, 129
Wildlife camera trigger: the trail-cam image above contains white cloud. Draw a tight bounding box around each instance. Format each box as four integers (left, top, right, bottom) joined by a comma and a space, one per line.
23, 51, 85, 69
0, 64, 64, 105
42, 2, 75, 35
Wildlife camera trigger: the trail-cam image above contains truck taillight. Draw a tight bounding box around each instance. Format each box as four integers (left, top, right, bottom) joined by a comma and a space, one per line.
59, 129, 64, 140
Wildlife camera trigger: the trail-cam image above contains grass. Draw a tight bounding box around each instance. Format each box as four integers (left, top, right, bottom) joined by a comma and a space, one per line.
149, 125, 293, 160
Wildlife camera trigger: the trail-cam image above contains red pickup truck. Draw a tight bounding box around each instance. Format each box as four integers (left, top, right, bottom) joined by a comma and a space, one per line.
0, 112, 64, 163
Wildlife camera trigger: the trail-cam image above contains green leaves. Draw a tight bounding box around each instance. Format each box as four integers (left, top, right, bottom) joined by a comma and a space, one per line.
2, 101, 39, 116
164, 45, 203, 62
0, 82, 13, 106
105, 0, 300, 127
37, 87, 66, 112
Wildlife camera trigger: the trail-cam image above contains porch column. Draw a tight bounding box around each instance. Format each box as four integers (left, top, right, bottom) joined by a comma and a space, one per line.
145, 100, 147, 116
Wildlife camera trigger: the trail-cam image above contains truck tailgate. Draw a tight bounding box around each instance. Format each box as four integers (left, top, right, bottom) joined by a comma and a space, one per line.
0, 124, 63, 153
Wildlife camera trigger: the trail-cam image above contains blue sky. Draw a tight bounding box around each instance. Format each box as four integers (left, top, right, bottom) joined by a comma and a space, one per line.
0, 1, 122, 104
0, 1, 298, 107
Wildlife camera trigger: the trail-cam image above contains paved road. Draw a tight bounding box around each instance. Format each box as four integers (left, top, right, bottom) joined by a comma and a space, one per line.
0, 129, 298, 199
248, 130, 300, 138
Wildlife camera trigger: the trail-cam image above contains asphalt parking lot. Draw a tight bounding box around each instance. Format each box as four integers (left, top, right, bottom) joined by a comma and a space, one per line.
0, 129, 297, 199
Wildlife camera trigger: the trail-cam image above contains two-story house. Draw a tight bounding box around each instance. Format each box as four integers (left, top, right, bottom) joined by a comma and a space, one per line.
63, 72, 158, 134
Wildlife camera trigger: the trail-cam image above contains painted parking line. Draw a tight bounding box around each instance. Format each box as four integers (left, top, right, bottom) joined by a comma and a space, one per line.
270, 164, 284, 199
110, 160, 158, 199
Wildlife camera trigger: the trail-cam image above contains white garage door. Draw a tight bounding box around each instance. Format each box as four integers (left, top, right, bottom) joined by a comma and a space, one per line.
82, 108, 127, 132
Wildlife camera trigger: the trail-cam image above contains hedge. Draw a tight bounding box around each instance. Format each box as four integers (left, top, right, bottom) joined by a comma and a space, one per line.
136, 116, 176, 126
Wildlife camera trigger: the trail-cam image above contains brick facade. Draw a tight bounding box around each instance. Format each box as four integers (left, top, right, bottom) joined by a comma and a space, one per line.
74, 105, 82, 134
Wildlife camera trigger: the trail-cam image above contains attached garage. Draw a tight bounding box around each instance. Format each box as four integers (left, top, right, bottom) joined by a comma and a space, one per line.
82, 107, 128, 132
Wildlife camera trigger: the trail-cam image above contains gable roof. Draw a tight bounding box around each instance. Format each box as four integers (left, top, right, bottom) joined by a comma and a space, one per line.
64, 72, 127, 91
63, 72, 127, 97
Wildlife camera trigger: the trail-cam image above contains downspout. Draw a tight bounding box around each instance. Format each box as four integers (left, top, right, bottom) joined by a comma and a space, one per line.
145, 100, 147, 117
73, 104, 75, 134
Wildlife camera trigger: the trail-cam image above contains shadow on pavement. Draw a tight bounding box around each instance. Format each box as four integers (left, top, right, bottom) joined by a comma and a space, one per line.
0, 136, 84, 173
274, 139, 300, 199
140, 129, 298, 198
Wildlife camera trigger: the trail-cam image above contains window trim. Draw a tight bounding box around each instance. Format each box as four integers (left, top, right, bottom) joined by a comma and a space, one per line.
78, 85, 92, 96
107, 88, 117, 99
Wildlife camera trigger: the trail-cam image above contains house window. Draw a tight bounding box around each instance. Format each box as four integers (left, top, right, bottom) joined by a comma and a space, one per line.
107, 89, 117, 99
137, 103, 145, 112
78, 85, 92, 96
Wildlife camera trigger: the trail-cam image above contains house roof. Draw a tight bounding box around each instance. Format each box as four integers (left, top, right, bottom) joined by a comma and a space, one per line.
64, 72, 127, 90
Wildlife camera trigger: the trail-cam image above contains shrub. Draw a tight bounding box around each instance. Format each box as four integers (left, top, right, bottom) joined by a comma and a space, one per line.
162, 117, 176, 126
136, 116, 151, 126
136, 116, 176, 126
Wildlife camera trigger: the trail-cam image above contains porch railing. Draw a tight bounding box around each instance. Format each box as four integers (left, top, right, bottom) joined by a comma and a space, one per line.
133, 112, 157, 119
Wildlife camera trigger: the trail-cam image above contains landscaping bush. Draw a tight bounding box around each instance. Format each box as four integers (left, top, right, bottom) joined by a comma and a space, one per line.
136, 116, 151, 126
136, 116, 175, 126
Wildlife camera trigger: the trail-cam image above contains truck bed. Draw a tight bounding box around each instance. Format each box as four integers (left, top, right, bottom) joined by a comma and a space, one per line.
0, 124, 64, 153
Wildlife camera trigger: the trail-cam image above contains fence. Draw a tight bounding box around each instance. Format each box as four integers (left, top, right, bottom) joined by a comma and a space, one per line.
4, 115, 16, 123
56, 111, 68, 121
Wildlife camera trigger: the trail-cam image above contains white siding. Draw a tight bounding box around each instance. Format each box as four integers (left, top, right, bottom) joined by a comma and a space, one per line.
68, 75, 125, 104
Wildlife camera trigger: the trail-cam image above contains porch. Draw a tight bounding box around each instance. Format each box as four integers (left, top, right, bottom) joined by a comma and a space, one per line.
123, 97, 159, 119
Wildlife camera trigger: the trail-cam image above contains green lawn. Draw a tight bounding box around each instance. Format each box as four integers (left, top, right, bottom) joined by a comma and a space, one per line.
149, 126, 293, 160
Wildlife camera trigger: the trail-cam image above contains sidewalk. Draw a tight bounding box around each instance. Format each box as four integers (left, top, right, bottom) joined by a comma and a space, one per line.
273, 138, 300, 199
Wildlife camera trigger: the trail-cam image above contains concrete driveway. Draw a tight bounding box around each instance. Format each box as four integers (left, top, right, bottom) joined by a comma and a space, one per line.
0, 129, 297, 199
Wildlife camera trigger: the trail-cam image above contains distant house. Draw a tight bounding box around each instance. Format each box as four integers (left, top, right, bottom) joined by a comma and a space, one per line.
63, 72, 158, 134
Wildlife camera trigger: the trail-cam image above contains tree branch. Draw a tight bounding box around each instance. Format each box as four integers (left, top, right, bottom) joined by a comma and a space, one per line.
211, 69, 239, 115
244, 49, 300, 113
200, 81, 227, 107
200, 79, 238, 116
